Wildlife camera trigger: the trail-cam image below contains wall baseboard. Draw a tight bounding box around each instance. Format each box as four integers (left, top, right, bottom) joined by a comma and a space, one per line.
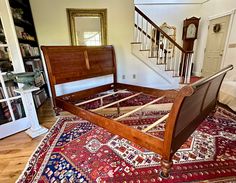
192, 71, 202, 77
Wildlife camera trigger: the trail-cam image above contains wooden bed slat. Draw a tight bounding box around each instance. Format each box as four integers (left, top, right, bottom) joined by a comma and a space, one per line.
91, 92, 142, 112
142, 113, 169, 132
115, 96, 165, 120
75, 89, 127, 106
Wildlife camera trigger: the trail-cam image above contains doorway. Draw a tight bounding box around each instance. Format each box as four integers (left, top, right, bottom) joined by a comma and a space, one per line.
202, 15, 230, 77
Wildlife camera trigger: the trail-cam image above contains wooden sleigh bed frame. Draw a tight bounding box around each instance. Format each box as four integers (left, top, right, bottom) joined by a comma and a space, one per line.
41, 45, 233, 178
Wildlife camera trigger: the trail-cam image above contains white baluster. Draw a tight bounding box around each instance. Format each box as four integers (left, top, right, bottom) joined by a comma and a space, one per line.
170, 50, 173, 71
138, 15, 142, 42
157, 33, 162, 64
173, 49, 177, 76
145, 20, 148, 50
154, 28, 158, 58
159, 35, 163, 64
180, 52, 185, 82
134, 11, 137, 42
150, 25, 153, 57
184, 54, 189, 84
187, 53, 193, 83
141, 17, 144, 50
177, 50, 181, 77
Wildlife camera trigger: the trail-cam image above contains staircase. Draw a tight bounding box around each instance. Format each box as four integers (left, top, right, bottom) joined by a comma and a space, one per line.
132, 7, 194, 86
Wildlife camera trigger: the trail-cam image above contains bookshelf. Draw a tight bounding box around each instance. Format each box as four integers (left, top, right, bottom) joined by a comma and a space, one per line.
8, 0, 48, 108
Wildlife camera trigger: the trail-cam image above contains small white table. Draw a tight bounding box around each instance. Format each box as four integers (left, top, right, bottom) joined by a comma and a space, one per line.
15, 87, 48, 138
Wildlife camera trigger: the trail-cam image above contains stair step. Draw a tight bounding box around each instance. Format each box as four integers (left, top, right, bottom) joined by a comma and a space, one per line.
131, 42, 142, 44
148, 56, 157, 58
140, 49, 150, 51
165, 69, 174, 71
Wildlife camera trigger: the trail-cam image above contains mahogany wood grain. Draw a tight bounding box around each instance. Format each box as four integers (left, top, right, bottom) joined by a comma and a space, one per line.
41, 45, 117, 109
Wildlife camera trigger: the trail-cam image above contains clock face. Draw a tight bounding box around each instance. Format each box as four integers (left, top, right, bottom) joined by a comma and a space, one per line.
186, 23, 197, 39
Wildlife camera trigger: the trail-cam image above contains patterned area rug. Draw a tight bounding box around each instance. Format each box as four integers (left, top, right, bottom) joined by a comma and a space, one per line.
17, 107, 236, 183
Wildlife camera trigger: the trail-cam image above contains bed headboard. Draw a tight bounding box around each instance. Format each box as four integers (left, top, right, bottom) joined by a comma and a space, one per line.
41, 45, 117, 104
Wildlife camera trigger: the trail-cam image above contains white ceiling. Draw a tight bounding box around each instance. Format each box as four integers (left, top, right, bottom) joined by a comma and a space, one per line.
135, 0, 209, 5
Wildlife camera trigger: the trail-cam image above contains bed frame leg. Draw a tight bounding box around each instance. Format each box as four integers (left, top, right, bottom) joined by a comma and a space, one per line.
160, 158, 173, 178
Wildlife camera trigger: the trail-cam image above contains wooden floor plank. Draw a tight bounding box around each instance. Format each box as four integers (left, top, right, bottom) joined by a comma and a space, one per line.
0, 99, 57, 183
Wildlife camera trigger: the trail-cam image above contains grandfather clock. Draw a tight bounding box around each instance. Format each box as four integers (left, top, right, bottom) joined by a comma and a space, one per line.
182, 17, 200, 51
181, 17, 200, 78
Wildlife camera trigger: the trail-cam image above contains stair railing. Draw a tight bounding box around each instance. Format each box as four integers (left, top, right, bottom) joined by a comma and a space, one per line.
134, 7, 193, 84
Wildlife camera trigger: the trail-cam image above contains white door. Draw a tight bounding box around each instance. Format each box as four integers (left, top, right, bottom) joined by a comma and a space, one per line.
0, 1, 30, 139
202, 15, 230, 77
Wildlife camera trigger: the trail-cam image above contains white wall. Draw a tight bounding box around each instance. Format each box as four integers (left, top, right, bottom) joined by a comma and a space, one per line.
30, 0, 176, 96
135, 0, 206, 4
195, 0, 236, 78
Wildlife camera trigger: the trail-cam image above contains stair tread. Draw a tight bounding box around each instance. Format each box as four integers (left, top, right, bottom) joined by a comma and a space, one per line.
148, 56, 157, 58
131, 42, 142, 44
140, 49, 150, 51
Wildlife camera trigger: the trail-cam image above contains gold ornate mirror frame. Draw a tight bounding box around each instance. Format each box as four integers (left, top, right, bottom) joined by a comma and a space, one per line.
67, 9, 107, 46
160, 22, 176, 57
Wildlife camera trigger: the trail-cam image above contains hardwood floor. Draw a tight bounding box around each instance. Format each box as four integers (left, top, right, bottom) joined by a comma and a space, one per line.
0, 99, 58, 183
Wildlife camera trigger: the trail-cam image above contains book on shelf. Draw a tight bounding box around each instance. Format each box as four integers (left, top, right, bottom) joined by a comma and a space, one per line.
0, 86, 5, 100
11, 99, 25, 119
20, 43, 39, 57
6, 86, 19, 98
4, 81, 20, 98
3, 105, 11, 122
0, 104, 6, 122
25, 58, 43, 72
15, 25, 24, 39
1, 81, 20, 99
0, 99, 26, 124
33, 88, 47, 108
0, 20, 7, 44
34, 73, 45, 87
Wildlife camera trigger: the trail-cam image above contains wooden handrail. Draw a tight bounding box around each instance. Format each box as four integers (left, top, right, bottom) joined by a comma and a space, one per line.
135, 6, 186, 53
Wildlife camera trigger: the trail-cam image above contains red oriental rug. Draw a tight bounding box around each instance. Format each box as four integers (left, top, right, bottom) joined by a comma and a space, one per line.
17, 106, 236, 183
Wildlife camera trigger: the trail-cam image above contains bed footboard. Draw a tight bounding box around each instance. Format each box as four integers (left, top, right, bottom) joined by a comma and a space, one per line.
160, 65, 233, 177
